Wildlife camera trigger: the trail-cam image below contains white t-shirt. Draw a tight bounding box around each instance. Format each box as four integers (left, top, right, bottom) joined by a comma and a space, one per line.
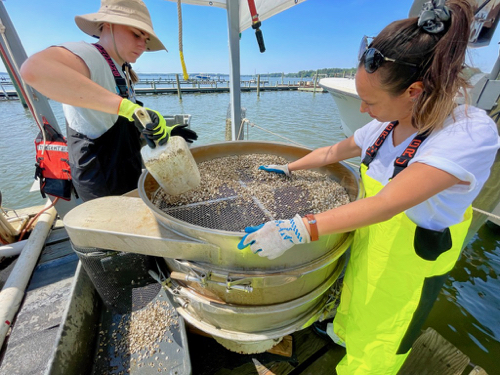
58, 41, 131, 139
353, 105, 500, 230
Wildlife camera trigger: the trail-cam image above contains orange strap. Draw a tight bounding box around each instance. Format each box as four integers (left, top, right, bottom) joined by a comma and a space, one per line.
305, 214, 319, 242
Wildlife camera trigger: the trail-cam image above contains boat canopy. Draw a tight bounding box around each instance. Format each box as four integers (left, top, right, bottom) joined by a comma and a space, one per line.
164, 0, 307, 32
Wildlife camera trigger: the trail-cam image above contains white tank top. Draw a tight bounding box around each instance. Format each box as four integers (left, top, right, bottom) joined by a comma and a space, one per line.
58, 41, 132, 139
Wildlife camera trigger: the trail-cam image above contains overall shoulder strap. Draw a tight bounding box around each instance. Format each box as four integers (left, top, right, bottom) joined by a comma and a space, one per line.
93, 44, 129, 98
361, 121, 398, 167
392, 132, 429, 178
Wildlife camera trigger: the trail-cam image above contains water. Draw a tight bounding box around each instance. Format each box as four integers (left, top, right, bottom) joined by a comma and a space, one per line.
0, 80, 499, 373
0, 74, 342, 210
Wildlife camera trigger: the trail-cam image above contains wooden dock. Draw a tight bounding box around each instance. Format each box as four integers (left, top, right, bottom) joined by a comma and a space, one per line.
134, 85, 299, 95
0, 78, 325, 99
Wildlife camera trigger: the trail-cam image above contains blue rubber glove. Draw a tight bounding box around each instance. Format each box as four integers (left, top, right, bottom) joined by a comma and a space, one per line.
259, 164, 291, 177
237, 214, 310, 260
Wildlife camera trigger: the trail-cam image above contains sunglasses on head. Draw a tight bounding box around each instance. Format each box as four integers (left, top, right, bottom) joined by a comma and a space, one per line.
358, 35, 418, 73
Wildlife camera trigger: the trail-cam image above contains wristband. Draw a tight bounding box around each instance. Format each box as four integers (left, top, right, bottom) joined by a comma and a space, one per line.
305, 214, 319, 242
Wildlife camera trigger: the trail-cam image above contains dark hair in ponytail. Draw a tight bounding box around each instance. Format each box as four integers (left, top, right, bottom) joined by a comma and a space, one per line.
362, 0, 473, 134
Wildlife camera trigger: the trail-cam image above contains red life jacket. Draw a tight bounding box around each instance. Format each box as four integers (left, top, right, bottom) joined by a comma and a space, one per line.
34, 118, 73, 200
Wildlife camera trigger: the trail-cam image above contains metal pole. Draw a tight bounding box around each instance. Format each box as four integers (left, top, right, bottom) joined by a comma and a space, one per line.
226, 0, 242, 140
0, 2, 60, 132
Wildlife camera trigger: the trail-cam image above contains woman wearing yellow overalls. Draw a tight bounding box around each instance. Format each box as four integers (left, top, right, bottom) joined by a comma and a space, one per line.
238, 0, 500, 373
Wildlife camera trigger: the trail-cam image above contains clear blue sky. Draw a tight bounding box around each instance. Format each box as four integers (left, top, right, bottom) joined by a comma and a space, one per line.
1, 0, 499, 75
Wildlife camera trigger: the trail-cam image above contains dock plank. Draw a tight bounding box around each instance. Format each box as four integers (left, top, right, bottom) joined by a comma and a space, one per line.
267, 335, 293, 357
299, 347, 346, 375
397, 327, 471, 375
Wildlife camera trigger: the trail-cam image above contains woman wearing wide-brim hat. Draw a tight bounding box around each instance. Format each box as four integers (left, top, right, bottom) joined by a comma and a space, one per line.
21, 0, 197, 202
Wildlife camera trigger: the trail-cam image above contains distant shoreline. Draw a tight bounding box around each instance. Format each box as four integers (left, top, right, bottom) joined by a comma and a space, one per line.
0, 70, 356, 78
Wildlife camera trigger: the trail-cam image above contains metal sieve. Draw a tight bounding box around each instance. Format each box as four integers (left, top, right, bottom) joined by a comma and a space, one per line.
63, 141, 362, 354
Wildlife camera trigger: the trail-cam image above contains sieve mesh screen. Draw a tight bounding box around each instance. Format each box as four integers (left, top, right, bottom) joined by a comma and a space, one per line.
151, 154, 350, 232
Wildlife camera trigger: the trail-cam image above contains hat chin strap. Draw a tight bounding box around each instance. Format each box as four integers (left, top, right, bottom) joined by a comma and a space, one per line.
109, 24, 126, 66
109, 23, 131, 98
109, 24, 133, 99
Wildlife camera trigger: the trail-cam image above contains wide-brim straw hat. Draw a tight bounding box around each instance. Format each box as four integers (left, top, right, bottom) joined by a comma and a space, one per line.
75, 0, 167, 52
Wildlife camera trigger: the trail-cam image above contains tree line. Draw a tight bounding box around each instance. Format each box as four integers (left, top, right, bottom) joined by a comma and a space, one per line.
265, 66, 482, 79
267, 68, 357, 78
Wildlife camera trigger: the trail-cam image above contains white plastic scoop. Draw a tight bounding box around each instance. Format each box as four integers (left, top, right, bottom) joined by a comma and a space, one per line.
135, 108, 201, 196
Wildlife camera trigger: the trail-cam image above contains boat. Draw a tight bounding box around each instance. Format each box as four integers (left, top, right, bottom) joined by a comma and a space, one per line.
320, 72, 490, 138
1, 0, 500, 374
192, 74, 211, 81
319, 77, 372, 137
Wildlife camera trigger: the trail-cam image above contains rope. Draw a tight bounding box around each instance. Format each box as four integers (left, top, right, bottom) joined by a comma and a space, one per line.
236, 117, 250, 140
241, 118, 305, 147
242, 118, 360, 169
178, 0, 189, 81
472, 206, 500, 221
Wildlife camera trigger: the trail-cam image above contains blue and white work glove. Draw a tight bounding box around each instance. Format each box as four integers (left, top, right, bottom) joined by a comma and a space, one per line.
258, 164, 291, 177
237, 214, 310, 260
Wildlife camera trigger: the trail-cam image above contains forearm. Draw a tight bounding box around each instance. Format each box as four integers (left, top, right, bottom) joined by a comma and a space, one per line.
289, 136, 360, 172
20, 49, 123, 114
301, 162, 461, 237
310, 195, 396, 235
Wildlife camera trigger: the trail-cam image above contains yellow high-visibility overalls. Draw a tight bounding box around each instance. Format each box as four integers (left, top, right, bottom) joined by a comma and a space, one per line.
334, 122, 472, 374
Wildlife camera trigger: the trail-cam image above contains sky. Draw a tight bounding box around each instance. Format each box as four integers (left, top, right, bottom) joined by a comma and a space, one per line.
1, 0, 500, 75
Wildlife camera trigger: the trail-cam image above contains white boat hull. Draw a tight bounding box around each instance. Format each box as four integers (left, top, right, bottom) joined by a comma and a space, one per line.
319, 78, 372, 137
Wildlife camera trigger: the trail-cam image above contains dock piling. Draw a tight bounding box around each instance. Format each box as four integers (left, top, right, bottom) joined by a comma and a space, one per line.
175, 74, 182, 100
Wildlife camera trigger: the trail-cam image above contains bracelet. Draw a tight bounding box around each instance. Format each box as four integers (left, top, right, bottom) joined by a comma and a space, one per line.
305, 214, 319, 242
